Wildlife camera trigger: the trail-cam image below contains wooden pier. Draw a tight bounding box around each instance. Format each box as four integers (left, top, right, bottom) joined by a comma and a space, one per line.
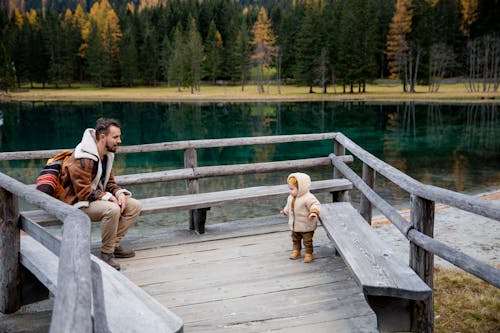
1, 133, 499, 333
120, 217, 378, 332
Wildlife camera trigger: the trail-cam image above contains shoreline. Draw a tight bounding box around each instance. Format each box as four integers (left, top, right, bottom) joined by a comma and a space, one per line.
372, 189, 500, 268
2, 84, 500, 103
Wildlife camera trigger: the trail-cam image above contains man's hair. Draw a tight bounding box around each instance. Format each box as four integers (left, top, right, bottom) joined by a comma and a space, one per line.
95, 118, 121, 137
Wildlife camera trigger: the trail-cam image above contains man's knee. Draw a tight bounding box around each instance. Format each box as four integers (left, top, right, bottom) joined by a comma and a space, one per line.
105, 203, 121, 218
126, 197, 142, 215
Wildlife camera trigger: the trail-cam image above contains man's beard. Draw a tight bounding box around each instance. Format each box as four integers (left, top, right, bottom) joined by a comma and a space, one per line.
106, 143, 117, 153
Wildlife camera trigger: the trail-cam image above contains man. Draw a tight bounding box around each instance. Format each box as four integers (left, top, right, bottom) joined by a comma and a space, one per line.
58, 118, 142, 270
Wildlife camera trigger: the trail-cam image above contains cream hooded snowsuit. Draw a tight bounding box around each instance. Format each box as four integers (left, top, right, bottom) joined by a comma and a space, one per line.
282, 172, 321, 232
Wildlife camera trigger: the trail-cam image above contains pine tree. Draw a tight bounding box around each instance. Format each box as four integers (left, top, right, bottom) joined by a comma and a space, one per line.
86, 20, 107, 87
0, 42, 15, 90
184, 16, 204, 93
140, 23, 160, 86
168, 24, 185, 91
120, 25, 139, 86
204, 19, 223, 83
160, 35, 172, 85
295, 3, 319, 93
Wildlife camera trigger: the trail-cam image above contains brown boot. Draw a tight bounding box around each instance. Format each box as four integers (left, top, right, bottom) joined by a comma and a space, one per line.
101, 252, 121, 270
304, 253, 313, 263
114, 245, 135, 258
289, 250, 301, 260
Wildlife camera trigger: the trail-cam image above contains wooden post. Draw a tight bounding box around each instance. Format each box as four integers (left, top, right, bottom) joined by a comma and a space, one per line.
184, 148, 199, 230
0, 187, 21, 313
184, 148, 209, 233
410, 194, 435, 333
332, 141, 348, 202
359, 163, 375, 224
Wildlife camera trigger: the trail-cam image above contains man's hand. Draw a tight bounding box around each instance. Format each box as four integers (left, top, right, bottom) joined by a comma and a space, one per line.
117, 193, 127, 213
108, 193, 126, 213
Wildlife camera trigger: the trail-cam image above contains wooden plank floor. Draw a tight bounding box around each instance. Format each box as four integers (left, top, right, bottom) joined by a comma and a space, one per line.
119, 216, 379, 332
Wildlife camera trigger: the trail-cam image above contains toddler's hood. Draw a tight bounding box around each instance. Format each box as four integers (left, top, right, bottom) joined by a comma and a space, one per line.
287, 172, 311, 197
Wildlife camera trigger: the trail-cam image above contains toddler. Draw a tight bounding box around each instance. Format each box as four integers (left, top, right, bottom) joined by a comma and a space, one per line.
280, 172, 321, 263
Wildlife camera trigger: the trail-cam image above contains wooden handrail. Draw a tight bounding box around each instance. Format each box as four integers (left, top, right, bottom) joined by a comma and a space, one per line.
0, 132, 339, 161
115, 156, 352, 185
0, 173, 93, 332
329, 154, 500, 288
334, 132, 500, 221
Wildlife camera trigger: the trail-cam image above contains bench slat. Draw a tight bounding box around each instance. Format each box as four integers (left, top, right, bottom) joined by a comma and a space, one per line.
320, 202, 431, 300
20, 236, 183, 333
140, 178, 352, 214
22, 179, 352, 225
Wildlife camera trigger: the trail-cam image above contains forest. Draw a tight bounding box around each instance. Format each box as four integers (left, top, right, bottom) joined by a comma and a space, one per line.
0, 0, 499, 93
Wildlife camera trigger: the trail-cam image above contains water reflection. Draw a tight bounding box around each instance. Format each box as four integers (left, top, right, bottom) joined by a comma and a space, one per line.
0, 101, 498, 232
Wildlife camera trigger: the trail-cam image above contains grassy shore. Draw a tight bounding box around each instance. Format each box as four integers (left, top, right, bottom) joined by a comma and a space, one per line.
2, 82, 500, 103
434, 267, 500, 333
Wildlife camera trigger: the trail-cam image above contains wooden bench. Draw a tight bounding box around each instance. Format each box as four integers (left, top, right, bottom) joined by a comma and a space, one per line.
20, 235, 184, 333
22, 178, 353, 234
320, 202, 432, 332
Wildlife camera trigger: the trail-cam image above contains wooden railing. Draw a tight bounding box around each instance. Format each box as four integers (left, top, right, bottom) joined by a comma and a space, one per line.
332, 132, 500, 332
0, 133, 340, 332
1, 132, 499, 333
0, 173, 94, 332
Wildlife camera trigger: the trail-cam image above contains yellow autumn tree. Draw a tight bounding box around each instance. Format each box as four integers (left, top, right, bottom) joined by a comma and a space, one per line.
460, 0, 478, 37
251, 6, 276, 94
73, 4, 90, 60
385, 0, 413, 83
89, 0, 122, 78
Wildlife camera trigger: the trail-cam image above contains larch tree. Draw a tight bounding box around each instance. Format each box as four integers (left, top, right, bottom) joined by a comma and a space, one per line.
250, 6, 276, 94
460, 0, 478, 38
73, 4, 90, 82
386, 0, 413, 92
89, 0, 122, 85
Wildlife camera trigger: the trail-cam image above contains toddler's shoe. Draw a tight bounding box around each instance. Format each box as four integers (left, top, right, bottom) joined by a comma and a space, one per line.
303, 253, 313, 263
289, 250, 300, 260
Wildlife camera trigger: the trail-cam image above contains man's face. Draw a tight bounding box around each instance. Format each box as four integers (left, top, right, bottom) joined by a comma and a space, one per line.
104, 125, 122, 153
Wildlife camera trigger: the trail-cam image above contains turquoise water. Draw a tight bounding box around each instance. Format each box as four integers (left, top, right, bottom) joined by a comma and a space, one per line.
1, 101, 498, 234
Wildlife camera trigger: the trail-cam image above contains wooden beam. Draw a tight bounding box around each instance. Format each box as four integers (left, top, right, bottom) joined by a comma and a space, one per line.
0, 133, 339, 160
359, 163, 375, 224
0, 187, 21, 313
115, 156, 353, 186
410, 195, 434, 333
334, 133, 500, 221
329, 153, 500, 288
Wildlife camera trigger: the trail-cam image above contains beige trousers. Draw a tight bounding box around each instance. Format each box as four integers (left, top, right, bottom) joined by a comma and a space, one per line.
81, 197, 142, 254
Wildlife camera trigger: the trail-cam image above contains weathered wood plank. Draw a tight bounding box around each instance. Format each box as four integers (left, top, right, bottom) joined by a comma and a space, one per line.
120, 224, 378, 333
20, 236, 183, 333
320, 202, 432, 332
0, 187, 21, 313
0, 133, 338, 160
139, 179, 352, 214
410, 195, 435, 333
21, 179, 353, 225
320, 203, 431, 300
115, 156, 353, 186
359, 163, 375, 223
334, 133, 500, 220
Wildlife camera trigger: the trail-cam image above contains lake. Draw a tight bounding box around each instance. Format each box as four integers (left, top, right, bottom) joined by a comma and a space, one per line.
0, 101, 498, 234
